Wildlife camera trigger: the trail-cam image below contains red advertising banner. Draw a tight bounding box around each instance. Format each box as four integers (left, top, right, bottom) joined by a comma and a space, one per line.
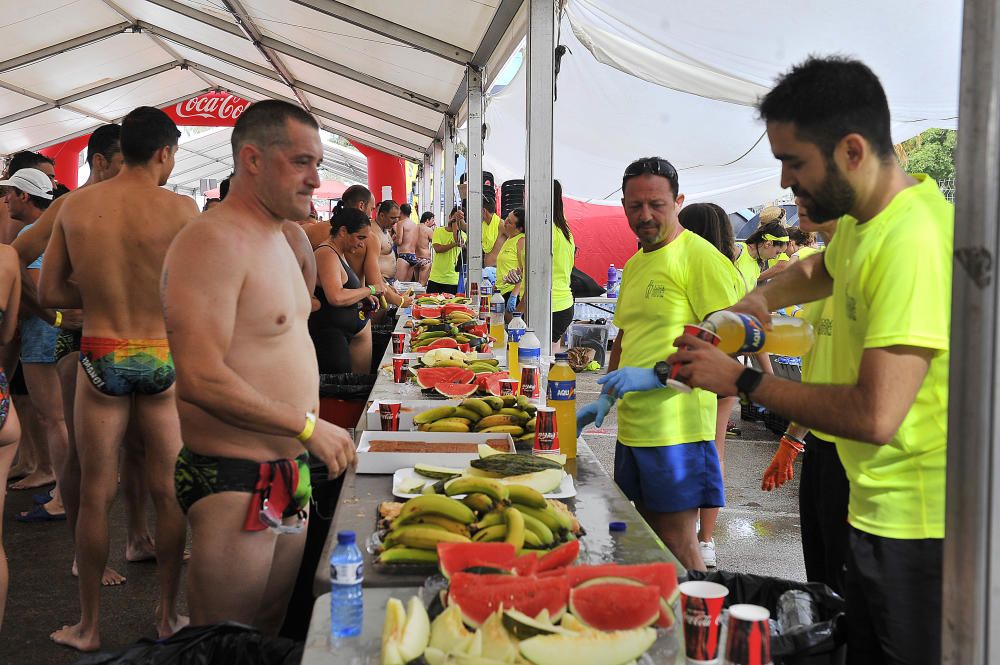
162, 92, 250, 127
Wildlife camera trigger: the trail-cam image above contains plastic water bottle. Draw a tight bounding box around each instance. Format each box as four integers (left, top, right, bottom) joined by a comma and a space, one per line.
518, 328, 541, 371
606, 264, 618, 298
330, 530, 364, 638
490, 291, 507, 349
506, 313, 527, 378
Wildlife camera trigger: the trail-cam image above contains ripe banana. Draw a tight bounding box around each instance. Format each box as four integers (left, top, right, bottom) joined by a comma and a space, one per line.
461, 493, 494, 513
473, 510, 506, 531
460, 399, 492, 418
520, 512, 555, 545
436, 417, 472, 426
478, 425, 525, 436
397, 495, 476, 525
395, 514, 471, 535
516, 395, 533, 410
414, 406, 457, 425
433, 359, 469, 368
382, 523, 449, 548
516, 433, 535, 443
378, 547, 440, 564
427, 421, 471, 433
498, 408, 530, 421
392, 526, 471, 550
501, 395, 518, 408
525, 417, 536, 432
513, 504, 562, 533
506, 484, 547, 509
444, 476, 510, 503
482, 396, 505, 411
472, 524, 507, 542
475, 414, 523, 430
452, 407, 482, 423
522, 529, 544, 548
504, 506, 526, 551
545, 500, 575, 531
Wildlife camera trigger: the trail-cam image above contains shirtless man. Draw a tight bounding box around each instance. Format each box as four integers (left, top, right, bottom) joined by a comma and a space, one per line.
395, 203, 422, 283
374, 200, 402, 283
42, 107, 195, 651
164, 100, 356, 632
415, 211, 436, 285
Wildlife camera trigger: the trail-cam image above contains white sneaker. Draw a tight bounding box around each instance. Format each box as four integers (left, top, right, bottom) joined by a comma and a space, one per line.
699, 540, 717, 568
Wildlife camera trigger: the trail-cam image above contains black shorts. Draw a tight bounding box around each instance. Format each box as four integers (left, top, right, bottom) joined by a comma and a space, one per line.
551, 306, 574, 343
426, 280, 459, 295
845, 526, 942, 664
799, 434, 849, 594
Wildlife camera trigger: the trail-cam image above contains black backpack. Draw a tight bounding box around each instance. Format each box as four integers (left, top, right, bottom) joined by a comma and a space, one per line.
570, 267, 606, 298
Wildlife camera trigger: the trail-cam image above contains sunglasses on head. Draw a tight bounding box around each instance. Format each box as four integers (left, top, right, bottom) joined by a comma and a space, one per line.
623, 158, 678, 182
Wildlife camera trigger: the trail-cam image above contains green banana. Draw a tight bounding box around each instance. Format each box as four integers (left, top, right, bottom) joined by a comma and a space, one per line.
504, 506, 526, 551
452, 407, 482, 423
545, 502, 574, 531
520, 512, 555, 545
378, 547, 440, 564
383, 523, 449, 548
501, 395, 518, 407
479, 425, 524, 436
432, 359, 469, 368
445, 476, 510, 503
393, 526, 471, 550
514, 504, 562, 533
516, 433, 535, 443
475, 414, 522, 430
516, 395, 533, 410
472, 510, 506, 531
498, 408, 530, 421
506, 484, 547, 509
522, 529, 544, 548
461, 493, 494, 513
461, 399, 494, 418
395, 514, 471, 535
482, 396, 505, 411
414, 406, 457, 424
427, 421, 470, 433
525, 417, 536, 432
397, 495, 476, 525
472, 524, 507, 542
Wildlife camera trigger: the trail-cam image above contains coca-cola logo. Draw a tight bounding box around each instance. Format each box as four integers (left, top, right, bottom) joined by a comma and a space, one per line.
684, 608, 723, 628
174, 94, 248, 120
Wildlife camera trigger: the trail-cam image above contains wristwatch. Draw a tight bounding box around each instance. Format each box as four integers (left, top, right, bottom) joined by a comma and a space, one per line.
736, 367, 764, 402
653, 361, 672, 386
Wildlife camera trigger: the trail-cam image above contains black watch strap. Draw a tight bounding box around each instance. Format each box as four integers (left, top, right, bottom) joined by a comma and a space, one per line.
736, 367, 764, 401
653, 361, 672, 386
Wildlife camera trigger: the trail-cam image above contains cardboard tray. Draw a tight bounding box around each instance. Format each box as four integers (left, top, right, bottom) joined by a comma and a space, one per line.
355, 431, 515, 474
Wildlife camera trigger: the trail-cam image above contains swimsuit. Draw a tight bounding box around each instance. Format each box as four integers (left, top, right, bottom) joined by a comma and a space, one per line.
310, 246, 369, 374
174, 447, 311, 532
79, 337, 175, 397
399, 252, 420, 267
54, 329, 82, 362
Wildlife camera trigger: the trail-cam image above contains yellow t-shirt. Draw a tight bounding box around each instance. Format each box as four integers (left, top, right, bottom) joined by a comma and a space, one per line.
795, 246, 822, 261
613, 231, 741, 446
495, 232, 524, 296
482, 213, 501, 255
733, 242, 759, 296
766, 252, 790, 269
551, 226, 575, 312
824, 174, 952, 540
429, 226, 465, 286
798, 254, 834, 443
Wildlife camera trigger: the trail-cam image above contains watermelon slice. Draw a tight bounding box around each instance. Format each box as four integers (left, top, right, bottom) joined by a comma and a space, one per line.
415, 367, 476, 389
437, 542, 517, 579
449, 574, 569, 628
569, 583, 661, 631
565, 562, 678, 628
413, 305, 442, 319
424, 337, 460, 350
474, 372, 508, 396
511, 553, 539, 577
536, 540, 579, 572
435, 383, 479, 398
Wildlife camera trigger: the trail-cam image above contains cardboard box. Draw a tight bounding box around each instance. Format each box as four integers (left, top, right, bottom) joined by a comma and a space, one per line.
355, 431, 515, 474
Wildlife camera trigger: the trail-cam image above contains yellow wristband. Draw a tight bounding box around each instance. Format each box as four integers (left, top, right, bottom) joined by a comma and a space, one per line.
296, 412, 317, 442
53, 311, 63, 328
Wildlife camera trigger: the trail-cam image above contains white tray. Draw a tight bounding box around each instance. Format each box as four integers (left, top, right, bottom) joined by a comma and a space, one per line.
355, 431, 515, 474
391, 466, 576, 499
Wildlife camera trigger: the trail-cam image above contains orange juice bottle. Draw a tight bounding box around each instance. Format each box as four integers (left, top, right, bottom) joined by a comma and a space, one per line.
701, 311, 814, 356
545, 353, 577, 458
506, 312, 526, 378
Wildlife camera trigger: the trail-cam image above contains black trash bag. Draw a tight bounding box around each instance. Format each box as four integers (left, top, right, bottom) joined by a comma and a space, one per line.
686, 570, 846, 665
73, 623, 303, 665
570, 267, 606, 298
319, 372, 376, 400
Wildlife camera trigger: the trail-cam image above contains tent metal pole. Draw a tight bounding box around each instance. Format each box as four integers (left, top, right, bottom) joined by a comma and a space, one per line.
421, 153, 431, 219
525, 0, 556, 354
433, 140, 443, 224
443, 116, 456, 227
943, 1, 1000, 662
466, 66, 485, 292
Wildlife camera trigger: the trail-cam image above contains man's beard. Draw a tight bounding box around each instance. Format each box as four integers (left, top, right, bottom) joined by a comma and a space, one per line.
795, 162, 855, 222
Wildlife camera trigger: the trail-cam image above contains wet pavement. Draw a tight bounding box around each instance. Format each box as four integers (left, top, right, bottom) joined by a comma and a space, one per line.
0, 371, 803, 664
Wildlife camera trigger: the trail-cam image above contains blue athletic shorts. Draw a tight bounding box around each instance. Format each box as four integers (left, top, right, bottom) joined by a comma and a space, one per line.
20, 316, 59, 364
614, 440, 725, 513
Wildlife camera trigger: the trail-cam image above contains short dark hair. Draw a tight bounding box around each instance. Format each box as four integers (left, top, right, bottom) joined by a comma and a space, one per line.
510, 207, 526, 232
378, 199, 400, 215
622, 157, 679, 197
331, 207, 371, 236
11, 187, 51, 211
758, 56, 894, 159
679, 203, 736, 263
482, 193, 496, 215
340, 184, 372, 209
399, 203, 412, 217
219, 175, 232, 200
6, 151, 52, 177
86, 124, 121, 166
202, 197, 220, 212
121, 107, 180, 165
789, 227, 815, 246
420, 211, 435, 223
746, 221, 790, 248
231, 100, 318, 162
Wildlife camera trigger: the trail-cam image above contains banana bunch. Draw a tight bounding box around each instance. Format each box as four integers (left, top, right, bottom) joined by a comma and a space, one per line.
418, 347, 472, 369
415, 295, 471, 305
378, 482, 581, 565
415, 396, 536, 441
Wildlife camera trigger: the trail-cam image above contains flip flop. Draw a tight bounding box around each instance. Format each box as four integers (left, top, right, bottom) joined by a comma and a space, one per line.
15, 504, 66, 522
33, 491, 53, 505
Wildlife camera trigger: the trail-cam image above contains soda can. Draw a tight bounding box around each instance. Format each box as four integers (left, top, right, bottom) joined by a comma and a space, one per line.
391, 355, 409, 384
391, 332, 407, 354
379, 401, 401, 431
499, 378, 519, 396
723, 604, 772, 665
679, 580, 729, 664
519, 364, 540, 399
532, 406, 559, 454
663, 323, 722, 393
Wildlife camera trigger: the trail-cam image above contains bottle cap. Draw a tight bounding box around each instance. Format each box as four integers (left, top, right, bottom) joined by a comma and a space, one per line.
555, 352, 568, 360
609, 521, 627, 532
337, 530, 357, 545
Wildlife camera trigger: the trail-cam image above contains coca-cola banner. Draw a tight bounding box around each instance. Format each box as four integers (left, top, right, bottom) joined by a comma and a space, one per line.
163, 92, 250, 127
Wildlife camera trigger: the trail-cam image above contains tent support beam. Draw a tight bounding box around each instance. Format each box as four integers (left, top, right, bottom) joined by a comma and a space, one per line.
448, 0, 525, 115
0, 83, 114, 127
433, 140, 444, 223
0, 22, 130, 74
466, 66, 485, 291
443, 117, 456, 230
288, 0, 473, 65
524, 0, 556, 353
943, 0, 1000, 662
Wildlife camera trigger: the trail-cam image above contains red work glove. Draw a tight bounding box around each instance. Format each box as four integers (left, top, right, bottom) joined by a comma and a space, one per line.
761, 435, 804, 491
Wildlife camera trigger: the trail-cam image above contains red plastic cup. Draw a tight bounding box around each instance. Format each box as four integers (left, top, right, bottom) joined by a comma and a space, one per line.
532, 406, 559, 454
723, 604, 772, 665
391, 332, 406, 354
662, 324, 722, 393
391, 355, 409, 383
679, 580, 729, 663
519, 365, 540, 399
499, 378, 519, 396
379, 401, 401, 431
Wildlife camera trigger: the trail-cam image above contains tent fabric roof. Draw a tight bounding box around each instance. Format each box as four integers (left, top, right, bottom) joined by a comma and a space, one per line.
0, 0, 522, 162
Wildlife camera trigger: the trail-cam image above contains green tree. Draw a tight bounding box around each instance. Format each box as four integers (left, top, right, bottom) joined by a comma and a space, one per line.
898, 128, 956, 182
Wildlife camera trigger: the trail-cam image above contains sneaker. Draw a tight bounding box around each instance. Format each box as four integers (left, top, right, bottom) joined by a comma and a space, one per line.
726, 422, 742, 437
700, 540, 717, 568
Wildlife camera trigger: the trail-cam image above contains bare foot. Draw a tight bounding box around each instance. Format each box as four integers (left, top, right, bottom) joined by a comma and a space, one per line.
71, 558, 126, 586
8, 469, 56, 490
50, 622, 100, 652
125, 534, 157, 562
155, 605, 190, 639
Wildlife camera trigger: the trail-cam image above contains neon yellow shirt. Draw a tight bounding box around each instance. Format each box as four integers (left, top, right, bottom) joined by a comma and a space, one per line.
798, 250, 834, 443
795, 246, 822, 261
429, 226, 464, 285
551, 226, 575, 312
766, 252, 790, 269
733, 243, 759, 296
482, 213, 501, 255
824, 174, 952, 539
495, 232, 524, 295
613, 231, 741, 446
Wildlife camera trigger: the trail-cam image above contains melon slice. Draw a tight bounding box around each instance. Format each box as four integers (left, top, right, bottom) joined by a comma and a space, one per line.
569, 583, 661, 631
448, 573, 569, 628
565, 562, 678, 628
436, 383, 480, 398
397, 595, 431, 661
437, 542, 517, 579
381, 597, 406, 665
499, 469, 565, 494
518, 627, 656, 665
415, 367, 476, 389
429, 604, 474, 654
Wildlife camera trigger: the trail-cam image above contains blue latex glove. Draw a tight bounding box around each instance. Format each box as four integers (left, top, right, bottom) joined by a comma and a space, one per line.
598, 366, 663, 400
506, 292, 519, 313
576, 393, 616, 437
